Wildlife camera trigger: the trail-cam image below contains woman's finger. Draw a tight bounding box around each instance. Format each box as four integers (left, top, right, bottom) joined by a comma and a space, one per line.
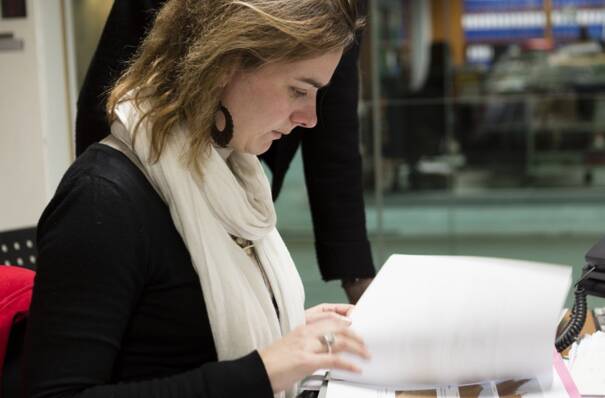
330, 333, 371, 359
310, 325, 370, 359
346, 305, 355, 317
336, 326, 366, 347
320, 303, 355, 316
317, 326, 370, 358
307, 317, 353, 336
306, 310, 350, 325
312, 353, 362, 373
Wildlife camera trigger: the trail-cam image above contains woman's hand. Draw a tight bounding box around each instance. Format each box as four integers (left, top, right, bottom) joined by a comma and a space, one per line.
305, 303, 355, 325
258, 318, 371, 394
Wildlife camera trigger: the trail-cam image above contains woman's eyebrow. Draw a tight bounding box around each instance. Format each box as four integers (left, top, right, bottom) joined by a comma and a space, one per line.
296, 77, 330, 89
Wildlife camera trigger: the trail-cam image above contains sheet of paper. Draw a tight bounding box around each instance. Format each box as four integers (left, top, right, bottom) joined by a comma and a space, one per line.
569, 331, 605, 396
331, 254, 572, 389
327, 361, 574, 398
326, 381, 396, 398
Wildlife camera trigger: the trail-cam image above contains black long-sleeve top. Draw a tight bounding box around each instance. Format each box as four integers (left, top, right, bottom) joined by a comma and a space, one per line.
75, 0, 375, 282
24, 144, 274, 398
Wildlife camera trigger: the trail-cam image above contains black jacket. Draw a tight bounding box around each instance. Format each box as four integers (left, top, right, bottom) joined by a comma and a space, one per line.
25, 145, 273, 398
75, 0, 374, 281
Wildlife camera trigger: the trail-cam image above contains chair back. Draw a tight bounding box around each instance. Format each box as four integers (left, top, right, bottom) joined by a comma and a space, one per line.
0, 227, 37, 270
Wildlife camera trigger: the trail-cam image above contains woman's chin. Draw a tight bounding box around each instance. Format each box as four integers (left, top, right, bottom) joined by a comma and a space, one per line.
254, 140, 274, 155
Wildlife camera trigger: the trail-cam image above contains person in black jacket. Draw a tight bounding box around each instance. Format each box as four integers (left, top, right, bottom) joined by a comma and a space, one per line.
75, 0, 375, 303
24, 1, 372, 397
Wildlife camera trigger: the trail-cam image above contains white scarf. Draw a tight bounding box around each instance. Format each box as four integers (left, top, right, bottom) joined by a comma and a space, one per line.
106, 98, 305, 397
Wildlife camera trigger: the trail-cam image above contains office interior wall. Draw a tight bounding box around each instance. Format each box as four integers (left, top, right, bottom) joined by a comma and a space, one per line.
1, 0, 46, 231
0, 0, 71, 231
33, 1, 73, 207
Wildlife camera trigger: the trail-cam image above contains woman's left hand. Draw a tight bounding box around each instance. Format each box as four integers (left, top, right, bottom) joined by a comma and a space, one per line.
305, 303, 355, 325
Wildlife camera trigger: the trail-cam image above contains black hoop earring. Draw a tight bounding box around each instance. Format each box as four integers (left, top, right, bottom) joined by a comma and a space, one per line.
211, 103, 234, 148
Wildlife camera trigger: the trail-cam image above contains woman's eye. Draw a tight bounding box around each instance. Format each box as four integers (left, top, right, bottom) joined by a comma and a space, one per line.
290, 88, 307, 98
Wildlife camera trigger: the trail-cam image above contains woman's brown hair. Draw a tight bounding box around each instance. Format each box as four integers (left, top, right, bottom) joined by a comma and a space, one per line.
106, 0, 364, 169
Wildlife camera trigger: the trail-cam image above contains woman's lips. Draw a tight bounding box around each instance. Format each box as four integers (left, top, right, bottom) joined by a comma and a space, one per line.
271, 130, 284, 140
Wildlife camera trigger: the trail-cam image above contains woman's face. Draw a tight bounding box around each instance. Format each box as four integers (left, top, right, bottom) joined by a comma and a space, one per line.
219, 49, 343, 155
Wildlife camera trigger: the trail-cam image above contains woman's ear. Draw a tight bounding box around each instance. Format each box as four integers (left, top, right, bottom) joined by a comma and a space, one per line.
218, 72, 231, 89
218, 62, 241, 89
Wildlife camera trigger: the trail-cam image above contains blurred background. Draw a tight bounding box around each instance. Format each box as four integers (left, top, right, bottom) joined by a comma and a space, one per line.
2, 0, 605, 308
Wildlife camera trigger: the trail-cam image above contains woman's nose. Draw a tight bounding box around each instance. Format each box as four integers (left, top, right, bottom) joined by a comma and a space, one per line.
291, 102, 318, 129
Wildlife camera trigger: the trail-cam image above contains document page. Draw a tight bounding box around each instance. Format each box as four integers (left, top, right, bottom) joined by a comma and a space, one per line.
568, 331, 605, 396
330, 255, 572, 389
327, 364, 572, 398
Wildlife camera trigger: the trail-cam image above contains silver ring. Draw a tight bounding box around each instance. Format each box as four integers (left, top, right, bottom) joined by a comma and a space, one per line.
321, 332, 336, 355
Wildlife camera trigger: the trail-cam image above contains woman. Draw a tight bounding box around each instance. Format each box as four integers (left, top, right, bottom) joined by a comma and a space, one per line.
74, 0, 375, 304
24, 1, 370, 397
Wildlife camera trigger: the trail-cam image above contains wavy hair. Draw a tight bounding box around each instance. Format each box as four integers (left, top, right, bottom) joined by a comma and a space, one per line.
106, 0, 364, 169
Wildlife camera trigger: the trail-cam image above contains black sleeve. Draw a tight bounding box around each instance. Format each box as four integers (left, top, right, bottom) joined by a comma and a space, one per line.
24, 175, 273, 398
301, 32, 375, 281
75, 0, 164, 156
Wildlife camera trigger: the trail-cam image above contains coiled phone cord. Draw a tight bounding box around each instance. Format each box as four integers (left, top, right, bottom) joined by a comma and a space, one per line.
555, 285, 587, 352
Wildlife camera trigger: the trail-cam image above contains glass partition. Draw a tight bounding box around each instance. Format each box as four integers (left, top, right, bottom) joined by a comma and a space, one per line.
354, 0, 605, 308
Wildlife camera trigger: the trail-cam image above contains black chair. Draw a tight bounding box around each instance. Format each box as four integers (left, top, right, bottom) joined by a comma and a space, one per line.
0, 227, 37, 270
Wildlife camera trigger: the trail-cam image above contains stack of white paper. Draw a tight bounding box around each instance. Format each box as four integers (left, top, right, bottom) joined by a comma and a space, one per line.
330, 254, 572, 390
327, 365, 572, 398
569, 331, 605, 396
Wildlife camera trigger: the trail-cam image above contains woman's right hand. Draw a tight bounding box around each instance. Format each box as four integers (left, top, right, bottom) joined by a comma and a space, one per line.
258, 318, 371, 394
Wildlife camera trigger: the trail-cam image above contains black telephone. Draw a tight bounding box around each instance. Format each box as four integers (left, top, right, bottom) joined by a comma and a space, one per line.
555, 235, 605, 351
